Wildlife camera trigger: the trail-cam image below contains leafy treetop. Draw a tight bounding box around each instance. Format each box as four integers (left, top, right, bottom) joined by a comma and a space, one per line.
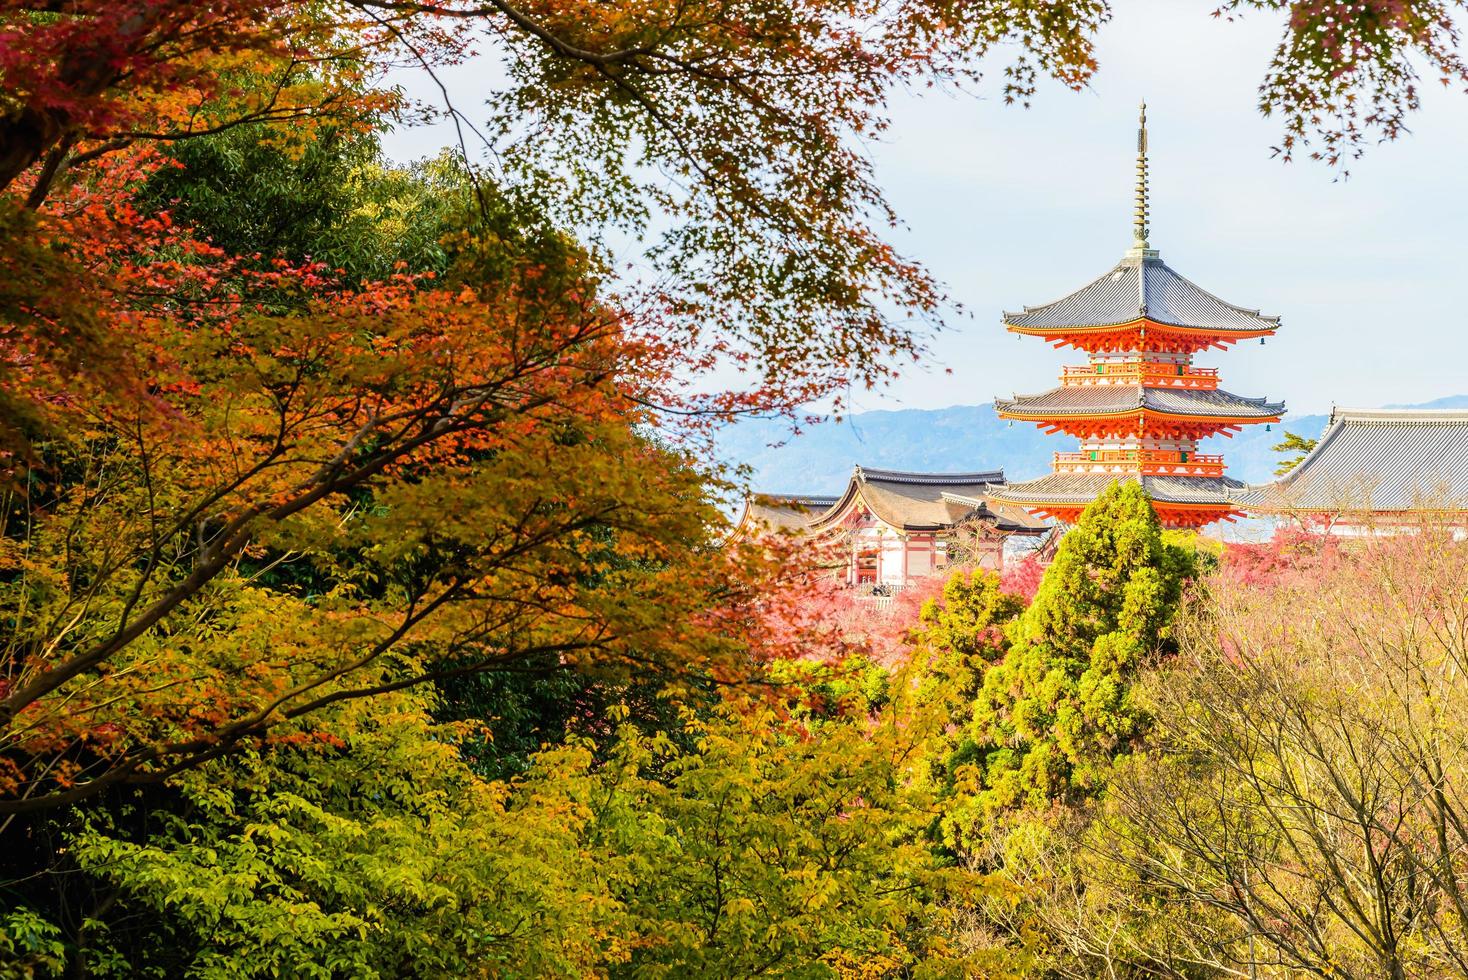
1272, 430, 1320, 476
951, 482, 1195, 842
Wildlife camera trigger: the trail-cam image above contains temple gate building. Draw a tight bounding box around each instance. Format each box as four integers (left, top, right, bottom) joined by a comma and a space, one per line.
738, 466, 1048, 588
986, 105, 1284, 529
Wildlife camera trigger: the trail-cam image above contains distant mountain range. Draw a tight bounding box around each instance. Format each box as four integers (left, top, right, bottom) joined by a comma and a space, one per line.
718, 395, 1468, 495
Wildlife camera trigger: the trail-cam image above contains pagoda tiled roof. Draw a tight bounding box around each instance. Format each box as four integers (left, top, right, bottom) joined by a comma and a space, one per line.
988, 473, 1245, 508
1234, 408, 1468, 514
995, 385, 1284, 420
1002, 252, 1281, 334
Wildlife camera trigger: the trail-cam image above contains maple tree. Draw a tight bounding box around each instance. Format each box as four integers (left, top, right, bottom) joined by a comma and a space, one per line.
0, 129, 789, 814
0, 0, 1120, 815
5, 0, 1466, 443
4, 0, 1468, 974
7, 688, 628, 977
1223, 0, 1468, 168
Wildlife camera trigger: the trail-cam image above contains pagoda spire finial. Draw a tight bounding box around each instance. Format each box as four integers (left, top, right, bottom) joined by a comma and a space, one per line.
1133, 101, 1150, 251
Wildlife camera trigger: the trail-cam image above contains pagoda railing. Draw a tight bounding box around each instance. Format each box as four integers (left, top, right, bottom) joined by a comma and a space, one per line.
1054, 449, 1226, 477
1060, 363, 1220, 389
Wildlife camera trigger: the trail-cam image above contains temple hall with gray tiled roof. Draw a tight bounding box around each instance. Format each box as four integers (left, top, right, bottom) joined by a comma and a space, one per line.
1235, 409, 1468, 518
737, 466, 1048, 587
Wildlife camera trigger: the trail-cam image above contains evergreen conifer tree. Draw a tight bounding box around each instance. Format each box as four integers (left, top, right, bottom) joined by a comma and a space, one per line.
949, 482, 1196, 839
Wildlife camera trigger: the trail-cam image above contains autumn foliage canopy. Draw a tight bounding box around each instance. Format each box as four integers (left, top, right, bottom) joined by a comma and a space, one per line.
3, 0, 1468, 975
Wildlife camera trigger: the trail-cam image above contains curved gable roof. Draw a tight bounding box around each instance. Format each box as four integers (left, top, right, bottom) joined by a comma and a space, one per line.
738, 494, 841, 533
741, 466, 1049, 535
809, 465, 1020, 532
851, 475, 997, 530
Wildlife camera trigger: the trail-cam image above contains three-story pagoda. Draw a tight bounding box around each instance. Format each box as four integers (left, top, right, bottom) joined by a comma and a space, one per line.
987, 106, 1284, 529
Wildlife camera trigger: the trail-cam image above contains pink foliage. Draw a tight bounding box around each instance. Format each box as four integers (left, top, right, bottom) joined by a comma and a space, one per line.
1220, 525, 1340, 588
1196, 528, 1467, 691
999, 556, 1045, 603
855, 574, 950, 670
761, 561, 1045, 671
758, 566, 953, 670
1208, 526, 1468, 688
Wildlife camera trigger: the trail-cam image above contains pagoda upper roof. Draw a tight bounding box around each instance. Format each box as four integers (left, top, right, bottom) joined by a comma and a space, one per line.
1002, 251, 1281, 335
1234, 408, 1468, 514
988, 472, 1245, 508
995, 384, 1284, 420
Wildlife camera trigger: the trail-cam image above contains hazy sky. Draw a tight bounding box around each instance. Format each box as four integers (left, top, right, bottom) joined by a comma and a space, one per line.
381, 0, 1468, 416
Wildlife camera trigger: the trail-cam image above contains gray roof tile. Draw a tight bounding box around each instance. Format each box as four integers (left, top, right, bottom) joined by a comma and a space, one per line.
1003, 253, 1281, 333
742, 495, 841, 531
996, 385, 1284, 419
989, 473, 1245, 507
1235, 409, 1468, 513
857, 467, 1004, 485
830, 468, 1008, 530
743, 466, 1048, 533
